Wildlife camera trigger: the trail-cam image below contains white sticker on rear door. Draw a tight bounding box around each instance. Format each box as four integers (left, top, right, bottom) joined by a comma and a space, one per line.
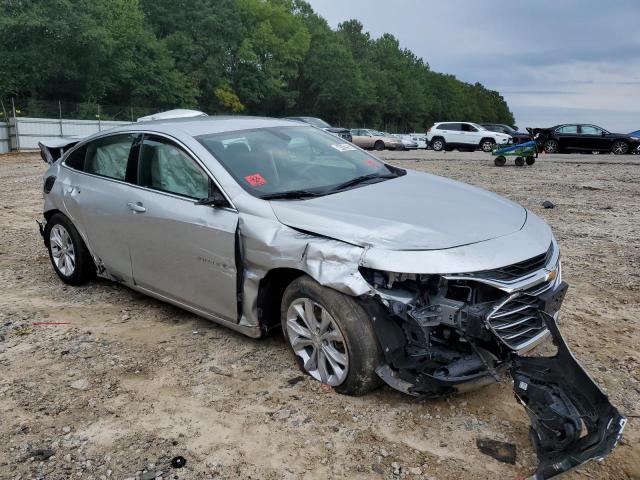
331, 143, 357, 152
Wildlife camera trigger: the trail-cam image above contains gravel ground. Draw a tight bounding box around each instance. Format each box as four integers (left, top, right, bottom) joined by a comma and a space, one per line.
0, 150, 639, 480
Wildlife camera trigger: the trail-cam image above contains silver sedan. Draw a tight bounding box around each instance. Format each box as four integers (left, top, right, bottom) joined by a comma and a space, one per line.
39, 116, 623, 478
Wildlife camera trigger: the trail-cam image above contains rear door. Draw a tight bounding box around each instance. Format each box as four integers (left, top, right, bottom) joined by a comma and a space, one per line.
126, 134, 239, 322
555, 125, 580, 150
440, 123, 463, 144
60, 133, 140, 283
460, 123, 482, 146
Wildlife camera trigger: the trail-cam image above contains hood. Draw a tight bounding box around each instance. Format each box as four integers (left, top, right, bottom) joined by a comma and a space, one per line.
324, 127, 350, 134
270, 170, 527, 250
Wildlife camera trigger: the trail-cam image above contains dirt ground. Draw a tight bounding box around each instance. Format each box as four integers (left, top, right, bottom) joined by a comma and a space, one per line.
1, 150, 639, 480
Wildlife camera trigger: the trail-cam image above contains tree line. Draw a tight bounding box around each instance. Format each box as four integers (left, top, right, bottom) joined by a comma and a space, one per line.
0, 0, 515, 131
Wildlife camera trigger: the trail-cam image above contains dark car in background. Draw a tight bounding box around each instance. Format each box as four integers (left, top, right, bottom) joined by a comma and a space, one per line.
480, 123, 531, 144
531, 124, 639, 154
285, 116, 352, 142
631, 130, 640, 154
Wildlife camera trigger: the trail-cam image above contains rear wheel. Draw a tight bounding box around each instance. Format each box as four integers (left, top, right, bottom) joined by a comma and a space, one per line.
494, 156, 506, 167
526, 156, 535, 165
544, 139, 559, 153
281, 276, 383, 395
611, 141, 629, 155
374, 140, 385, 151
45, 213, 95, 285
480, 139, 495, 152
515, 156, 525, 166
431, 138, 445, 151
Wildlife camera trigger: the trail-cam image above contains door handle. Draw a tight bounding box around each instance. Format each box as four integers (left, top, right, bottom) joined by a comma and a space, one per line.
127, 202, 146, 213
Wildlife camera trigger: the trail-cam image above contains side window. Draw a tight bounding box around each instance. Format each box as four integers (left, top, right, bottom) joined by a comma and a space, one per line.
445, 123, 461, 131
85, 134, 136, 180
65, 144, 87, 171
581, 125, 602, 135
556, 125, 578, 134
462, 124, 477, 132
138, 135, 210, 199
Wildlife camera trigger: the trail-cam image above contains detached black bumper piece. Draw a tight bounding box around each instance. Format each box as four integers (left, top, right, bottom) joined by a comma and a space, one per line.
511, 313, 626, 479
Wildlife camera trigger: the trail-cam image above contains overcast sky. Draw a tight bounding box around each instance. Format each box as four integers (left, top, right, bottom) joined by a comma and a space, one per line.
306, 0, 640, 132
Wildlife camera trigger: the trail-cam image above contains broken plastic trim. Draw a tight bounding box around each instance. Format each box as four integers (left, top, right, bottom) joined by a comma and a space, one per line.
511, 313, 626, 479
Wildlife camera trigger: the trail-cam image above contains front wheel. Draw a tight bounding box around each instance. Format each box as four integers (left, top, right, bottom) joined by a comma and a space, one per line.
480, 139, 495, 152
515, 156, 525, 166
526, 156, 535, 165
494, 156, 506, 166
611, 141, 629, 155
374, 140, 385, 151
281, 276, 383, 395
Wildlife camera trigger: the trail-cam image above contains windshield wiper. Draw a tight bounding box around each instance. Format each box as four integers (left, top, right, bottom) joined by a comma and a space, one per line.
328, 173, 398, 193
261, 189, 325, 200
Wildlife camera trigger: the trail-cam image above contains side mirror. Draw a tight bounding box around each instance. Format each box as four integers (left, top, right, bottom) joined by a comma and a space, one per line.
195, 189, 228, 208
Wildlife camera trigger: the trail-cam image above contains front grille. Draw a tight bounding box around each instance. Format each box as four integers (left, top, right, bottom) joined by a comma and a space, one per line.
462, 244, 553, 282
487, 280, 553, 350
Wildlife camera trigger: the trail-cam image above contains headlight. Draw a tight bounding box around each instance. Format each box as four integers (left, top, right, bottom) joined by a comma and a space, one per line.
630, 136, 639, 141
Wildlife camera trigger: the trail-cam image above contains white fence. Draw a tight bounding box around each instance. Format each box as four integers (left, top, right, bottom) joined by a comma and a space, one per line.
0, 122, 9, 154
4, 117, 131, 151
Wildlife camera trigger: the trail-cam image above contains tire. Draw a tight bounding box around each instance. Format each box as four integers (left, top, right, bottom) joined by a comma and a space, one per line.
611, 141, 629, 155
480, 139, 495, 153
374, 140, 385, 151
431, 138, 445, 151
494, 156, 506, 167
281, 275, 383, 396
45, 213, 95, 285
526, 156, 535, 165
515, 156, 525, 167
544, 139, 559, 153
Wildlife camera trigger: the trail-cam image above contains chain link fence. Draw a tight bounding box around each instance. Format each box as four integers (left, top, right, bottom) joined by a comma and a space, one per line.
0, 97, 158, 122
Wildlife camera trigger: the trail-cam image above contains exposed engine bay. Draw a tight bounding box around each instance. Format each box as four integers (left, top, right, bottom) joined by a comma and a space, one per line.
358, 248, 626, 479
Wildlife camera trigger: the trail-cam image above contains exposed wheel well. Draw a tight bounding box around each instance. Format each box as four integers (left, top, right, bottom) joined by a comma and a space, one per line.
257, 268, 306, 335
480, 137, 495, 145
431, 136, 445, 142
44, 209, 63, 222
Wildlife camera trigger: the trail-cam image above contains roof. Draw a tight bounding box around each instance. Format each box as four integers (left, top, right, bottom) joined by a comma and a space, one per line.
123, 115, 305, 137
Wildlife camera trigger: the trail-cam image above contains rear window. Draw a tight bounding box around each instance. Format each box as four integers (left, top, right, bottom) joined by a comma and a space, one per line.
85, 134, 137, 181
64, 145, 87, 171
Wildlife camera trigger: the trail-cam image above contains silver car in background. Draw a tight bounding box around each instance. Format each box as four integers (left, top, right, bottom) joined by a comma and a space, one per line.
39, 116, 624, 478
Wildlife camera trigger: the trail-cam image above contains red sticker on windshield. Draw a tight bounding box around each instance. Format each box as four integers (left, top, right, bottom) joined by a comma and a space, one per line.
364, 159, 378, 167
244, 173, 267, 187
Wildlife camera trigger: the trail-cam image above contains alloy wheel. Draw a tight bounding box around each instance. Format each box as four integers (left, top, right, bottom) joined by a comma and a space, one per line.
544, 140, 558, 153
482, 141, 494, 152
50, 224, 76, 276
286, 298, 349, 386
612, 141, 628, 155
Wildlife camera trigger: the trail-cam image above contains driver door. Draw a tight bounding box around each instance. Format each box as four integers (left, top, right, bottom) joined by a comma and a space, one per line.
126, 134, 239, 322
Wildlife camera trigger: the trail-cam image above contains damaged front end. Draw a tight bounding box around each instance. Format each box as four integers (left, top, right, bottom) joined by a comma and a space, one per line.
360, 244, 625, 478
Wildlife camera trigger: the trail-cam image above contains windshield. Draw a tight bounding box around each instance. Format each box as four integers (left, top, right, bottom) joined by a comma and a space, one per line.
197, 126, 402, 199
301, 117, 331, 128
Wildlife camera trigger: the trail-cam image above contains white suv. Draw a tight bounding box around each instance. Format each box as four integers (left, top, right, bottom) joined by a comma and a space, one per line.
426, 122, 512, 152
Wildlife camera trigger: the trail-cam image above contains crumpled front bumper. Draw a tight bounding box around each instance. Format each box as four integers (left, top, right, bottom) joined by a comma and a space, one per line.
368, 278, 626, 478
512, 312, 626, 479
